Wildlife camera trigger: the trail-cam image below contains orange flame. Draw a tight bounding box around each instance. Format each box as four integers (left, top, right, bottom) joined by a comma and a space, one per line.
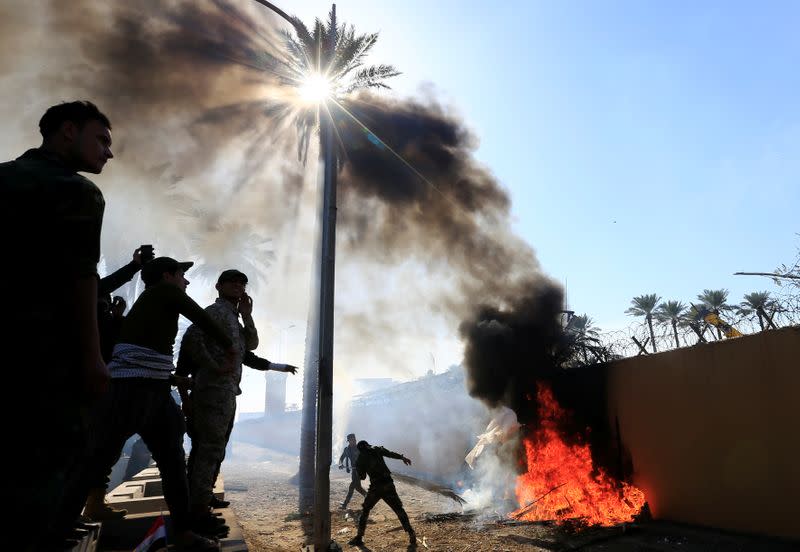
511, 383, 645, 526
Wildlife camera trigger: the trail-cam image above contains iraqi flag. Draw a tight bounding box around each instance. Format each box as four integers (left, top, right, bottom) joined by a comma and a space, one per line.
134, 515, 167, 552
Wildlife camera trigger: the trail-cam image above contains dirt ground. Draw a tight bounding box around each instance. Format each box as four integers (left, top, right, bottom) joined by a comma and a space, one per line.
223, 443, 798, 552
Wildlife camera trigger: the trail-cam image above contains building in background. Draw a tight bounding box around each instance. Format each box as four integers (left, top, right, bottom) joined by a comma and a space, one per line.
264, 371, 288, 417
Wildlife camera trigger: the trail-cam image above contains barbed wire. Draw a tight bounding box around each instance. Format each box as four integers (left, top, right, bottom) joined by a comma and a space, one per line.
588, 305, 798, 361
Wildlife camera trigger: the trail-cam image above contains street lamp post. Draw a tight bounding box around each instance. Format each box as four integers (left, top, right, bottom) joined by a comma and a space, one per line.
252, 2, 338, 548
312, 99, 337, 548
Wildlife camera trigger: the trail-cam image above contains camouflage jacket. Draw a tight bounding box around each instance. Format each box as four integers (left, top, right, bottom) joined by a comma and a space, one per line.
180, 297, 258, 395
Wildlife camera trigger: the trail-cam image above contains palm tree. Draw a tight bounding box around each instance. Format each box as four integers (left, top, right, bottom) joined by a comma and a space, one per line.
655, 300, 687, 349
254, 1, 399, 518
681, 304, 709, 343
258, 2, 400, 162
565, 314, 600, 364
567, 314, 599, 337
556, 313, 616, 366
738, 291, 777, 331
697, 289, 732, 339
625, 294, 661, 353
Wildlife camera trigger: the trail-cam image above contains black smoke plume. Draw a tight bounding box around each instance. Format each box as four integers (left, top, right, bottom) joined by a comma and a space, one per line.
2, 1, 570, 421
332, 96, 567, 420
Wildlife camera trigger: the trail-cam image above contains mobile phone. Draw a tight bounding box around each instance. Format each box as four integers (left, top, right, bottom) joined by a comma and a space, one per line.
140, 244, 155, 263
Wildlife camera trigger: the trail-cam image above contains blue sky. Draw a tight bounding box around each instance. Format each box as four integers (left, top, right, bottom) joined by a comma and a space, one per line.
290, 0, 799, 330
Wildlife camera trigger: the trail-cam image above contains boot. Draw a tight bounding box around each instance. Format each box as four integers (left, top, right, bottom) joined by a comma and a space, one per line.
348, 535, 364, 546
209, 496, 230, 509
83, 487, 127, 521
191, 506, 229, 538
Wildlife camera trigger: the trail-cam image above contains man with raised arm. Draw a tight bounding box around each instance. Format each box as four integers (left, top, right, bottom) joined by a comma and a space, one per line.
349, 440, 417, 549
83, 257, 236, 551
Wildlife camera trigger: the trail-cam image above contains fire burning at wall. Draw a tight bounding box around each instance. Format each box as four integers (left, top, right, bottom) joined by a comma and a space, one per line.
511, 383, 646, 526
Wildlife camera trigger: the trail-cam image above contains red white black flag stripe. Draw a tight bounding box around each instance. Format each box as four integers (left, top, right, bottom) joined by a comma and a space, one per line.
134, 515, 167, 552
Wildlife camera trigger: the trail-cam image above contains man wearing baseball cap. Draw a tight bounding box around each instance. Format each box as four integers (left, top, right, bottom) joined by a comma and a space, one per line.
82, 257, 235, 550
178, 269, 297, 531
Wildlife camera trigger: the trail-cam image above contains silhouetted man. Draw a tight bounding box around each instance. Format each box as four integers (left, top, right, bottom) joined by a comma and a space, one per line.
0, 100, 112, 549
98, 245, 155, 362
178, 269, 297, 531
83, 257, 236, 550
349, 441, 416, 549
338, 433, 366, 509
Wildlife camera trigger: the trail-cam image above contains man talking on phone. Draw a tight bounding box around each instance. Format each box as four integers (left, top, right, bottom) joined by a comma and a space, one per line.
178, 269, 295, 534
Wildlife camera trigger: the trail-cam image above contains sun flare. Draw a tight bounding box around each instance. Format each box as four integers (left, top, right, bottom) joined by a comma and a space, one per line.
298, 72, 333, 103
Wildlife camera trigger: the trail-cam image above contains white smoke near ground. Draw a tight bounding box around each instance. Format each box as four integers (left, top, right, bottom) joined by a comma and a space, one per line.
461, 406, 522, 513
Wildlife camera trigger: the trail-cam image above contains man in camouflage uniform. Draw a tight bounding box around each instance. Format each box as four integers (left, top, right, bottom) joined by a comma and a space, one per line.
180, 269, 296, 526
349, 440, 417, 549
0, 101, 113, 549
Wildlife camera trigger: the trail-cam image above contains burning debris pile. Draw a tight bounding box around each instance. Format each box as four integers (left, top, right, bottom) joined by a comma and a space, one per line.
460, 287, 646, 527
511, 384, 645, 526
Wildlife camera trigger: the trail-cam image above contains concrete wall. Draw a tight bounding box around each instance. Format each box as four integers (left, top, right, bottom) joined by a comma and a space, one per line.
607, 327, 800, 539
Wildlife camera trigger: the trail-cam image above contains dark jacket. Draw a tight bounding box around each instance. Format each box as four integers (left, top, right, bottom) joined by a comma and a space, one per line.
355, 445, 404, 485
118, 282, 232, 356
339, 444, 359, 470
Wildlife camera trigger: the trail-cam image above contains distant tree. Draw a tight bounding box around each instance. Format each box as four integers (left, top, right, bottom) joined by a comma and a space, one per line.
655, 300, 687, 348
681, 304, 709, 343
560, 313, 614, 366
738, 291, 777, 331
625, 294, 661, 353
697, 289, 733, 339
567, 314, 598, 363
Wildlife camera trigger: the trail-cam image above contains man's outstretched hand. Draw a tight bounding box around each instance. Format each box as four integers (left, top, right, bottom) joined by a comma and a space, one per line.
282, 364, 299, 375
269, 363, 299, 375
402, 456, 412, 466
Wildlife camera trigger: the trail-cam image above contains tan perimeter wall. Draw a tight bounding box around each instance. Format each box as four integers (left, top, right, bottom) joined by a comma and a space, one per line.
607, 327, 800, 540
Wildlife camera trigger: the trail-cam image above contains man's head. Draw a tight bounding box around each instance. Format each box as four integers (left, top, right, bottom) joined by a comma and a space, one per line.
216, 269, 248, 302
347, 433, 357, 446
39, 101, 113, 174
356, 440, 370, 451
141, 256, 193, 290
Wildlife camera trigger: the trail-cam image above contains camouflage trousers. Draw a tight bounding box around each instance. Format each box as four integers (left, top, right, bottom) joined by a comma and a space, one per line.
188, 386, 237, 509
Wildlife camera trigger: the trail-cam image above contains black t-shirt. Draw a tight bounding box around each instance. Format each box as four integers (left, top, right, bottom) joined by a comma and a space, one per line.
0, 148, 105, 389
118, 282, 233, 356
0, 149, 105, 290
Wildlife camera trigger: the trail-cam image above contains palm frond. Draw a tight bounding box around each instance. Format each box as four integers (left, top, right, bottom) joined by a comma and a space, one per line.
625, 294, 661, 317
654, 300, 687, 323
697, 289, 732, 313
344, 64, 401, 93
